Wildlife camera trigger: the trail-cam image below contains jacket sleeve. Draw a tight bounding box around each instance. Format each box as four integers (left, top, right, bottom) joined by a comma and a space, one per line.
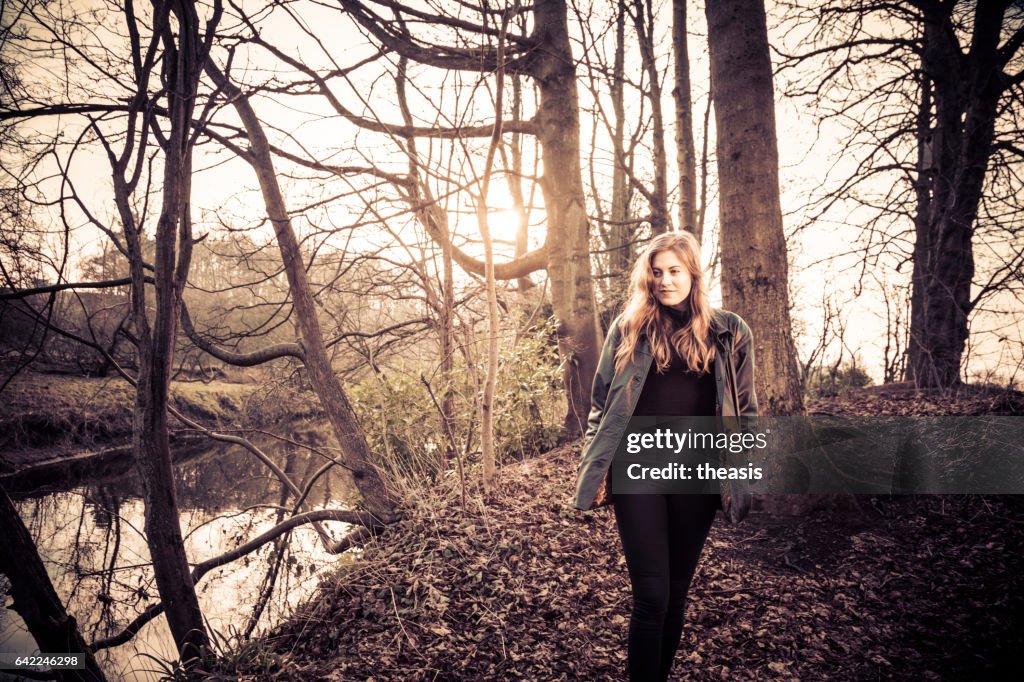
732, 316, 759, 417
583, 317, 622, 450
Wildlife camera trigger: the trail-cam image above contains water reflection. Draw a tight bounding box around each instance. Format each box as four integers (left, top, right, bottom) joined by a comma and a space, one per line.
0, 424, 356, 681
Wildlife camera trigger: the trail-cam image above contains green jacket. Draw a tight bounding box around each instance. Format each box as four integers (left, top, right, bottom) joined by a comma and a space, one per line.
573, 309, 759, 510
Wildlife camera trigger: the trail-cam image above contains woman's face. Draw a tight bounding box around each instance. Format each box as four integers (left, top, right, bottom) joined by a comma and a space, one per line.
650, 250, 693, 307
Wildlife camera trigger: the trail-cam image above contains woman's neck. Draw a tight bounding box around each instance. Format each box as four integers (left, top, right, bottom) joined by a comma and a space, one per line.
661, 302, 692, 328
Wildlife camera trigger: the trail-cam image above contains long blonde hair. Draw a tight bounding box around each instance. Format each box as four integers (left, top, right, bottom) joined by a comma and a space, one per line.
613, 231, 716, 376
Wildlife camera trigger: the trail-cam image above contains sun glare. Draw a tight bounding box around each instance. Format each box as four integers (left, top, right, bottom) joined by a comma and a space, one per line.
488, 208, 522, 238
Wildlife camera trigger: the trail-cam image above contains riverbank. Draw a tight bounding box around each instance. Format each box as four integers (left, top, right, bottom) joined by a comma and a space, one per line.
0, 371, 261, 476
208, 384, 1024, 681
3, 392, 355, 682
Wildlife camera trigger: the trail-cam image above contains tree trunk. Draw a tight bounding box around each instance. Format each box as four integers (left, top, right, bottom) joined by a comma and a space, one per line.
478, 31, 506, 491
0, 487, 107, 682
206, 63, 397, 519
120, 0, 211, 659
533, 0, 602, 440
479, 197, 499, 489
608, 0, 634, 304
632, 0, 669, 234
706, 0, 803, 417
908, 1, 1007, 388
508, 73, 536, 293
909, 69, 933, 388
672, 0, 698, 239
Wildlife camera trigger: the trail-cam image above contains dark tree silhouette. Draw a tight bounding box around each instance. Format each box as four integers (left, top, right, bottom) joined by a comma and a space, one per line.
777, 0, 1024, 388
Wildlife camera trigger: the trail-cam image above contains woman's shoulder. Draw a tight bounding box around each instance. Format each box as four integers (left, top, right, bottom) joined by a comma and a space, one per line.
710, 308, 754, 338
606, 312, 627, 337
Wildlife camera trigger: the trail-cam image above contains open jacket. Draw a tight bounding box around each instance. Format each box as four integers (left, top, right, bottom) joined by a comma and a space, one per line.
573, 309, 759, 511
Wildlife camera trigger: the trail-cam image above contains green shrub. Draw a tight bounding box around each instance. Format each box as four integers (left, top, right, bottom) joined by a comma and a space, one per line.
349, 368, 444, 485
348, 319, 565, 489
493, 319, 563, 460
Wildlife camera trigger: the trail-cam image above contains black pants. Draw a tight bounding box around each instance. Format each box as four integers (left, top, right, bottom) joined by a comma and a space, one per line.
613, 493, 719, 682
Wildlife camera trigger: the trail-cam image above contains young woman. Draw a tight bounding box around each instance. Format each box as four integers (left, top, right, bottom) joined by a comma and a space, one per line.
574, 231, 758, 682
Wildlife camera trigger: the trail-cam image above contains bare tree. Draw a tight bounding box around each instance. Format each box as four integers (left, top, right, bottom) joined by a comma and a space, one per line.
202, 59, 398, 519
574, 0, 639, 312
608, 0, 637, 285
777, 0, 1024, 388
101, 0, 221, 659
574, 0, 691, 308
908, 1, 1020, 387
469, 10, 510, 490
0, 0, 399, 663
872, 272, 910, 384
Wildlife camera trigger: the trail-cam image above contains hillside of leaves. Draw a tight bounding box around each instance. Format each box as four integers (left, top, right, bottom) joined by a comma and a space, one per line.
214, 385, 1024, 681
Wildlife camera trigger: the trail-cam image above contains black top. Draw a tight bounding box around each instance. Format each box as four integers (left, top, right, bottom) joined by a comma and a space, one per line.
631, 307, 717, 417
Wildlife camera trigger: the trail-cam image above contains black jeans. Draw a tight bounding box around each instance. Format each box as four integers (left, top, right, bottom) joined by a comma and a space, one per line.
613, 493, 719, 682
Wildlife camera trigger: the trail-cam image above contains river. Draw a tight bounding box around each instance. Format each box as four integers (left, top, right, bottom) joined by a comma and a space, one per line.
0, 429, 356, 680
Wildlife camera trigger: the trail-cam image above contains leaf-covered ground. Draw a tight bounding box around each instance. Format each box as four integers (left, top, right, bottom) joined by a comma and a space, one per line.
223, 386, 1024, 681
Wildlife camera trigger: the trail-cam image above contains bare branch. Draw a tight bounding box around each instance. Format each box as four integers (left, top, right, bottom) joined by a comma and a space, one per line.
0, 102, 131, 121
90, 511, 382, 651
338, 0, 534, 73
0, 276, 148, 300
234, 17, 536, 138
180, 301, 306, 365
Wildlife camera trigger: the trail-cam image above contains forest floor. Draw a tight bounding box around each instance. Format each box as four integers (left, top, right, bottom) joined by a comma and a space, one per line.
0, 369, 260, 474
214, 384, 1024, 681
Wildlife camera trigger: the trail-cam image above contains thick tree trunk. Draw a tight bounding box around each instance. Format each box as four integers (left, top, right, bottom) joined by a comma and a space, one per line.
706, 0, 803, 417
0, 487, 107, 682
909, 2, 1007, 388
672, 0, 698, 239
206, 63, 397, 518
532, 0, 602, 440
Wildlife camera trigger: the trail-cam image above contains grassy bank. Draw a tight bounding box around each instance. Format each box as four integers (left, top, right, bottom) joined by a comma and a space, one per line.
203, 385, 1024, 681
0, 371, 261, 472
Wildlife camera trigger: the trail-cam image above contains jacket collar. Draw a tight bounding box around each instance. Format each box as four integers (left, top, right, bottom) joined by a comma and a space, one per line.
709, 309, 734, 340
